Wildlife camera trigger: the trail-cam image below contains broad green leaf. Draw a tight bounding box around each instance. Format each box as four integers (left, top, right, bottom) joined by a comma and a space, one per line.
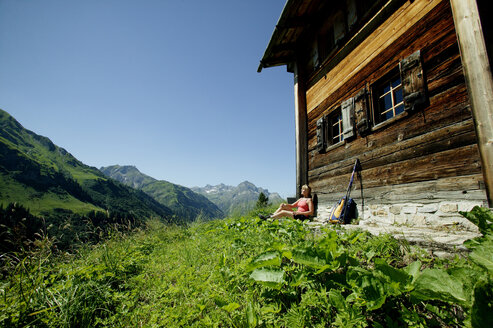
358, 274, 386, 311
346, 267, 387, 311
246, 251, 281, 272
374, 258, 412, 294
260, 302, 282, 314
282, 250, 293, 260
332, 252, 348, 269
318, 231, 339, 255
459, 206, 493, 234
249, 268, 285, 289
468, 236, 493, 275
471, 280, 493, 328
411, 268, 467, 305
449, 266, 483, 303
403, 260, 421, 284
328, 289, 346, 311
315, 264, 335, 275
291, 247, 326, 269
222, 302, 240, 313
346, 266, 370, 285
366, 249, 376, 261
246, 301, 258, 328
270, 242, 289, 253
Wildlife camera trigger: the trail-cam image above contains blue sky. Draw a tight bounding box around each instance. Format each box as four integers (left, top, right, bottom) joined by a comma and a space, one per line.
0, 0, 296, 198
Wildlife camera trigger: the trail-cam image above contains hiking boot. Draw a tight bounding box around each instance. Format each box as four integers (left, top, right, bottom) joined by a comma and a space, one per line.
258, 214, 271, 220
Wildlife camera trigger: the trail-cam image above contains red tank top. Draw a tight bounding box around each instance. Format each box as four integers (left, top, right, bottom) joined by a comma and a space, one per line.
297, 198, 309, 213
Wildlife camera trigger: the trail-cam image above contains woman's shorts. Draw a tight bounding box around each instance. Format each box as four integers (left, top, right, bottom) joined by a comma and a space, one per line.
294, 214, 309, 221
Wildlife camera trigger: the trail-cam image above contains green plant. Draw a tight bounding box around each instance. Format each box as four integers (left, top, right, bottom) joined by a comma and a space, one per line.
2, 207, 492, 327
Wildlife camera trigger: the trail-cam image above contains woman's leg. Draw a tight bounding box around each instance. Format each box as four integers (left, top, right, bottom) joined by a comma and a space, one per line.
259, 204, 294, 220
271, 210, 294, 219
273, 203, 291, 216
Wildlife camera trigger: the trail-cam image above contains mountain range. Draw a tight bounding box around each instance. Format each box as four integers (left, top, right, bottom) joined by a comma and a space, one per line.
0, 109, 284, 223
192, 181, 284, 216
100, 165, 223, 221
0, 108, 173, 221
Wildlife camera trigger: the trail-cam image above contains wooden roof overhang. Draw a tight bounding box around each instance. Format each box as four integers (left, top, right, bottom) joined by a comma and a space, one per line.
258, 0, 407, 74
257, 0, 328, 73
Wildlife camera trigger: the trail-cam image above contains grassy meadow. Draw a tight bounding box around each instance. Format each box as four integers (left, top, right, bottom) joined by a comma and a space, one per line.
1, 206, 492, 327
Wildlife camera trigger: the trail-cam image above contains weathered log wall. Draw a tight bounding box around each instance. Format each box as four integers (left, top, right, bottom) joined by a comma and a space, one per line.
304, 0, 488, 215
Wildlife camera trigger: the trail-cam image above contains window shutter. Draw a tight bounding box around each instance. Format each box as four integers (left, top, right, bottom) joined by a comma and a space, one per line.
354, 88, 370, 137
399, 50, 428, 112
347, 0, 358, 30
341, 97, 355, 140
316, 115, 326, 153
333, 10, 346, 45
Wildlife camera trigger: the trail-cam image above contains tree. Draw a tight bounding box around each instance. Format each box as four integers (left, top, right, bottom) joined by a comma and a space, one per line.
256, 192, 269, 209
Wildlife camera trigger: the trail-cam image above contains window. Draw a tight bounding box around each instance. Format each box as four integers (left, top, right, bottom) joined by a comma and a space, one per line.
373, 71, 404, 125
317, 26, 334, 64
316, 107, 344, 153
328, 108, 344, 145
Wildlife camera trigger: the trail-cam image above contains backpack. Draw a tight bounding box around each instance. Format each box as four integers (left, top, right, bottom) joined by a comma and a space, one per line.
328, 159, 361, 225
329, 196, 356, 224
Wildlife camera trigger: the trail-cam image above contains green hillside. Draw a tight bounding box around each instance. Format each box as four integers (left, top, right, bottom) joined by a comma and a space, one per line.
100, 165, 224, 221
0, 108, 172, 220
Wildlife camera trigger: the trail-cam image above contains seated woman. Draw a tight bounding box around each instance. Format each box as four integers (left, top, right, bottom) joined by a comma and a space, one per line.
260, 185, 314, 220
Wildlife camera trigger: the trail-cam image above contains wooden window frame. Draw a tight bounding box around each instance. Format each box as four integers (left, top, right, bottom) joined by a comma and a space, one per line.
327, 107, 344, 146
371, 68, 405, 128
316, 106, 346, 154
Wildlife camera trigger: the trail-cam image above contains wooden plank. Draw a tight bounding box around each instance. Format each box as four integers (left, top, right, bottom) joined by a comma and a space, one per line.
305, 0, 443, 113
316, 174, 486, 205
294, 63, 309, 197
450, 0, 493, 206
309, 87, 472, 172
309, 119, 477, 178
310, 144, 482, 194
307, 82, 470, 153
306, 1, 460, 140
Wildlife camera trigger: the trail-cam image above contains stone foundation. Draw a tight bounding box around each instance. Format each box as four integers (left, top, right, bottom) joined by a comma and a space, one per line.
310, 200, 487, 257
316, 200, 484, 233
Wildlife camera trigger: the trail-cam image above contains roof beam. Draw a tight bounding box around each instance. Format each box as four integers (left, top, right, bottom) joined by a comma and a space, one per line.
277, 15, 315, 29
272, 42, 297, 52
258, 55, 296, 72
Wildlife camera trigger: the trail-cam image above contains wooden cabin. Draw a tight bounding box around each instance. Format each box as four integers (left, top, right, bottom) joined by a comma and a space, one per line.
259, 0, 493, 228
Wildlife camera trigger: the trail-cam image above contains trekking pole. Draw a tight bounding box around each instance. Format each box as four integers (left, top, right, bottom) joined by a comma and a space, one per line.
342, 159, 361, 224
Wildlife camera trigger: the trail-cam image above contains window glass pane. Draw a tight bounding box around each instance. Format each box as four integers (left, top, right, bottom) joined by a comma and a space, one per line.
329, 113, 343, 144
391, 77, 401, 88
381, 94, 392, 110
381, 110, 393, 121
394, 87, 403, 104
332, 123, 338, 138
382, 84, 391, 94
395, 104, 405, 116
378, 98, 386, 118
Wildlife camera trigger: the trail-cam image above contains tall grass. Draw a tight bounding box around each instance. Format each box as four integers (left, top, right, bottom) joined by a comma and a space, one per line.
1, 206, 492, 327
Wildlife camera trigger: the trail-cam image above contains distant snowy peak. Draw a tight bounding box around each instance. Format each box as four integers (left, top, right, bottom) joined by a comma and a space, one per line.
201, 183, 234, 194
191, 181, 284, 216
194, 181, 274, 195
